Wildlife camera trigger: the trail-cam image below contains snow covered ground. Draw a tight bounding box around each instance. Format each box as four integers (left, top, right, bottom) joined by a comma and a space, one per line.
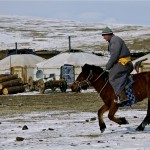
1, 110, 150, 150
0, 15, 150, 51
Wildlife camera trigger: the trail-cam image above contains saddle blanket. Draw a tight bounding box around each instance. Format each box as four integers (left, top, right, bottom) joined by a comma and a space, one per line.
119, 75, 137, 107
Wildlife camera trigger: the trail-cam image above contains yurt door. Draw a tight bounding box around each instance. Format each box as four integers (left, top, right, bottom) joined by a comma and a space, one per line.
61, 65, 75, 86
11, 66, 27, 83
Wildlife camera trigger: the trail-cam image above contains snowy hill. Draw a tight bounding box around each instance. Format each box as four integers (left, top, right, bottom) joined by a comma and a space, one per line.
0, 15, 150, 52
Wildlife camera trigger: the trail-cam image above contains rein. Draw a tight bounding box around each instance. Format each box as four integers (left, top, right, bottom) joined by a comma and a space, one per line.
92, 70, 108, 95
74, 70, 108, 95
98, 79, 109, 95
92, 70, 106, 83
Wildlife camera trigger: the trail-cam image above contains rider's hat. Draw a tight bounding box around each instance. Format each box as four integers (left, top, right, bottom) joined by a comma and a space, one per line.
102, 27, 113, 36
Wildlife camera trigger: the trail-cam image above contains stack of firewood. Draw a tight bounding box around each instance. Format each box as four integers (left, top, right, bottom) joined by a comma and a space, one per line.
0, 74, 25, 95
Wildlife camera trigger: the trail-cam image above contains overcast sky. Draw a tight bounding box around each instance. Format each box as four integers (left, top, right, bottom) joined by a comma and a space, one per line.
0, 0, 149, 25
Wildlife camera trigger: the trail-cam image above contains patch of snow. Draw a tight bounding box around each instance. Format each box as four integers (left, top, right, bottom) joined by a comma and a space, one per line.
0, 110, 149, 150
12, 88, 96, 96
0, 15, 150, 51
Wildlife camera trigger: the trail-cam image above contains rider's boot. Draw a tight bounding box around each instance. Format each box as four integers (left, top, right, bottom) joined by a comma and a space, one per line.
114, 90, 129, 104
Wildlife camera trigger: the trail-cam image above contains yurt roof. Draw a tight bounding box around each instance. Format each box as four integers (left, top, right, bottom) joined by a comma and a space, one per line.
36, 52, 109, 68
0, 54, 45, 69
132, 53, 150, 64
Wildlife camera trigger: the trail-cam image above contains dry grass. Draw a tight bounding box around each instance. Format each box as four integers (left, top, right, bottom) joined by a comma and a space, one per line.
77, 38, 150, 52
0, 92, 148, 116
127, 38, 150, 51
78, 28, 103, 32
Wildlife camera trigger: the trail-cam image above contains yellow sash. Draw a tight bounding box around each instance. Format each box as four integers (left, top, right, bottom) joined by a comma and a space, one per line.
118, 56, 131, 65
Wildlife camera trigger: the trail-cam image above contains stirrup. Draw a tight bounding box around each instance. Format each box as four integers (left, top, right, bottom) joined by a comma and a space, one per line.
114, 96, 120, 104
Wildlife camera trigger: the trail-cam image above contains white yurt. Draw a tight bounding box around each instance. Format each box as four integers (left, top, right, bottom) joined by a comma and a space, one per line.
35, 52, 109, 85
132, 53, 150, 74
0, 54, 45, 83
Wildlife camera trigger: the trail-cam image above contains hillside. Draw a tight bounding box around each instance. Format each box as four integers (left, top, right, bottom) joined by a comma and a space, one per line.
0, 15, 150, 52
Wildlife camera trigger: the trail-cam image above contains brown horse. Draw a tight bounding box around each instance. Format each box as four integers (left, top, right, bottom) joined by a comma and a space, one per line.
71, 64, 150, 133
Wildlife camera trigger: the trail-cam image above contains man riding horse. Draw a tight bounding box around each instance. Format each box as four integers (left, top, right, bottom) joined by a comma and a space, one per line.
102, 27, 134, 104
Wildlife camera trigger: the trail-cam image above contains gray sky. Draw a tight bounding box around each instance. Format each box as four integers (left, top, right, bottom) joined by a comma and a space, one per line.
0, 0, 150, 25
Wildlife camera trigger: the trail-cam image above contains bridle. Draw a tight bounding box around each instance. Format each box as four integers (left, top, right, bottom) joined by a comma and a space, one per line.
74, 69, 108, 95
74, 70, 93, 89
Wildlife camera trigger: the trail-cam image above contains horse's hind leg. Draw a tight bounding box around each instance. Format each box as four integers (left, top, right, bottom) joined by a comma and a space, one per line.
108, 103, 129, 125
136, 78, 150, 131
136, 100, 150, 131
98, 104, 109, 133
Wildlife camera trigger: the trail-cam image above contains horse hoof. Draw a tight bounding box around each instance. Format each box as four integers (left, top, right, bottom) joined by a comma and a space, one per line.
136, 126, 144, 131
100, 122, 106, 133
120, 117, 129, 124
100, 128, 105, 133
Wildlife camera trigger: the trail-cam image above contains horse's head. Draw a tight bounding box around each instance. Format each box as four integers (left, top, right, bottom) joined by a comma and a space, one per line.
71, 64, 104, 92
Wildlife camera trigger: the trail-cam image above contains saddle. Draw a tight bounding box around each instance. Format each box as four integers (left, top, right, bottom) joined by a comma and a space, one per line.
119, 75, 137, 107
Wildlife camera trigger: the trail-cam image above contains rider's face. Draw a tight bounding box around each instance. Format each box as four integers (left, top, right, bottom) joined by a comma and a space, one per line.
102, 35, 111, 41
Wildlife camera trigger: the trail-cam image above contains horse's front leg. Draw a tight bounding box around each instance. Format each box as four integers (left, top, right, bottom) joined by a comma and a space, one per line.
108, 102, 129, 125
98, 104, 109, 133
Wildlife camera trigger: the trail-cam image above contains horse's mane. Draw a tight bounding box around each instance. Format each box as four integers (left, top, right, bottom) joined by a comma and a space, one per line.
83, 64, 109, 78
